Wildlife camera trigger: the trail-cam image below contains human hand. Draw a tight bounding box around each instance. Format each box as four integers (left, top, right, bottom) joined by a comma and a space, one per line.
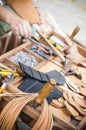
0, 6, 31, 38
9, 15, 31, 38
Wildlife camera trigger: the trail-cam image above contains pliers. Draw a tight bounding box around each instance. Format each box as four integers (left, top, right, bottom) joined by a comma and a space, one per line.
0, 70, 14, 93
30, 36, 54, 56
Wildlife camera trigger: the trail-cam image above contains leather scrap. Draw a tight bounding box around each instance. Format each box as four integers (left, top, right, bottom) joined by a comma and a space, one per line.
64, 100, 79, 117
51, 98, 64, 108
63, 93, 86, 116
19, 62, 66, 85
6, 0, 41, 24
49, 105, 71, 122
0, 94, 53, 130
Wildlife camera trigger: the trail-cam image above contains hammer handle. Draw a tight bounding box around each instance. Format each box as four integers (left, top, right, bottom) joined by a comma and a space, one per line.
36, 30, 65, 62
35, 79, 56, 104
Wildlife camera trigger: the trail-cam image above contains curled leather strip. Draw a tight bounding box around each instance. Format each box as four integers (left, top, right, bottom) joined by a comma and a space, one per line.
0, 93, 53, 130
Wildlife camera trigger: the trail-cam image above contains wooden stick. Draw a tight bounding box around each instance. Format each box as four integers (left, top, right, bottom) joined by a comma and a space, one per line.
35, 79, 56, 104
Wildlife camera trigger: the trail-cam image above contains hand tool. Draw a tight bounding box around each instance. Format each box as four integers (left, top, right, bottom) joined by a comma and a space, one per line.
48, 38, 63, 51
36, 29, 66, 62
65, 70, 82, 80
0, 71, 19, 77
30, 36, 54, 56
0, 70, 14, 93
30, 45, 50, 58
34, 30, 82, 79
35, 79, 56, 104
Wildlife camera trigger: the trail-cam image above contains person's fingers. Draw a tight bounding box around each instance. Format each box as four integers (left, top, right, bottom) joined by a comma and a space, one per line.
27, 22, 31, 38
18, 23, 24, 37
10, 16, 32, 38
22, 20, 31, 38
13, 26, 20, 37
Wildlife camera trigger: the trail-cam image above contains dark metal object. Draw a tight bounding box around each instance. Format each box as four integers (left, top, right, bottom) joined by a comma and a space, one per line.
66, 70, 82, 80
30, 45, 50, 58
30, 36, 54, 56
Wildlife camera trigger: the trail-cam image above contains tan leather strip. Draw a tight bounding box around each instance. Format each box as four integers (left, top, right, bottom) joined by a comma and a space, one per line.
64, 100, 79, 117
73, 96, 86, 108
0, 94, 37, 130
0, 94, 52, 130
47, 108, 53, 130
49, 105, 71, 122
64, 93, 86, 116
74, 115, 84, 121
51, 99, 64, 108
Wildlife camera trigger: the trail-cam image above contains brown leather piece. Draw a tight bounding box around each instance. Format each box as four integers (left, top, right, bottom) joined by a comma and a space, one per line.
6, 0, 41, 24
73, 96, 86, 108
49, 105, 71, 122
51, 98, 64, 108
0, 93, 53, 130
64, 100, 79, 117
63, 93, 86, 116
74, 115, 84, 121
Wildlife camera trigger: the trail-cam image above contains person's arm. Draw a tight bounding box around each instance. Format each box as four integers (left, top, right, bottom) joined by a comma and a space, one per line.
0, 5, 31, 38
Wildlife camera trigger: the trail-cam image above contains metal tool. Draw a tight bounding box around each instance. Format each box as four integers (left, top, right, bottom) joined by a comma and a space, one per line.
65, 70, 82, 80
31, 79, 56, 108
34, 29, 82, 80
0, 70, 14, 93
36, 29, 66, 62
30, 36, 54, 56
63, 55, 82, 80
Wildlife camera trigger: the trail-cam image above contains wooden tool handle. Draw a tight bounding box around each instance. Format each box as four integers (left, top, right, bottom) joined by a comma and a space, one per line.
0, 63, 10, 70
70, 26, 80, 40
35, 79, 56, 104
36, 30, 65, 62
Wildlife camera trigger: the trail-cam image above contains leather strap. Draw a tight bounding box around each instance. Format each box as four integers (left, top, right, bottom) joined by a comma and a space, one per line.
0, 93, 53, 130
